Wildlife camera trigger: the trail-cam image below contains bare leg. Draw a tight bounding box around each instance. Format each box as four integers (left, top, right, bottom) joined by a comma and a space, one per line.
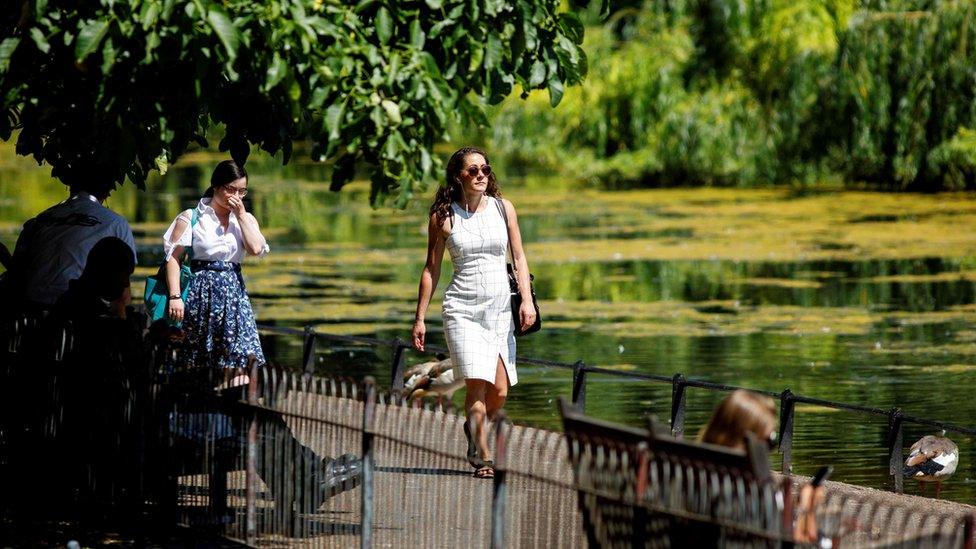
464, 379, 490, 462
935, 481, 942, 499
486, 356, 510, 421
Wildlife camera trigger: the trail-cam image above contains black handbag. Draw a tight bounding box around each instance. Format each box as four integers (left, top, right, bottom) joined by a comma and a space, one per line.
495, 198, 541, 336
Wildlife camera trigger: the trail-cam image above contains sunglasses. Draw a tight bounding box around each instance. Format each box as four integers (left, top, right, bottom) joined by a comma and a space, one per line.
464, 165, 492, 177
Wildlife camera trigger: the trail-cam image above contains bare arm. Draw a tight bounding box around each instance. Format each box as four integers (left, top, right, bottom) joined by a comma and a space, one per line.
238, 212, 269, 256
502, 199, 533, 302
165, 215, 190, 322
412, 215, 449, 351
502, 198, 538, 332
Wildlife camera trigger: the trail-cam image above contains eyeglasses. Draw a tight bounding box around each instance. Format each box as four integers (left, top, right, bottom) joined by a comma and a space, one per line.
222, 186, 248, 197
464, 165, 491, 178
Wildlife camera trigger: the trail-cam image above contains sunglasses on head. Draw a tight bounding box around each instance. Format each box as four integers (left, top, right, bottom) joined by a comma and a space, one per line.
465, 165, 491, 177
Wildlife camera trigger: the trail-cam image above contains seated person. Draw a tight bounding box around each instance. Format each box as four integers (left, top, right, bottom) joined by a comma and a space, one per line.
699, 390, 825, 544
9, 237, 142, 513
52, 236, 136, 322
7, 178, 135, 312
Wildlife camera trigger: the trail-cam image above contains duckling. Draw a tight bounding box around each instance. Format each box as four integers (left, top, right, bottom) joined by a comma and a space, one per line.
904, 433, 958, 498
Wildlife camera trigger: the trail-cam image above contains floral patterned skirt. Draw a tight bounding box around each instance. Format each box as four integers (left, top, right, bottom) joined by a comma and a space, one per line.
181, 261, 265, 370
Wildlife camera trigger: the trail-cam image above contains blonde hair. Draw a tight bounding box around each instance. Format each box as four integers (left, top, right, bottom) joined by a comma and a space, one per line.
699, 390, 777, 451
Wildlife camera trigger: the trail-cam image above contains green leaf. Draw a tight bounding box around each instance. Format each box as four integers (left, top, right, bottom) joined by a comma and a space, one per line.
331, 155, 357, 191
484, 33, 502, 70
141, 2, 161, 30
154, 151, 169, 175
558, 13, 584, 44
0, 38, 20, 73
429, 18, 453, 38
265, 54, 287, 90
381, 99, 402, 124
420, 146, 432, 176
409, 18, 425, 49
326, 101, 346, 140
528, 60, 546, 87
206, 8, 239, 60
547, 75, 563, 107
30, 28, 50, 54
376, 7, 392, 44
485, 0, 506, 16
424, 0, 443, 7
522, 19, 538, 51
75, 19, 111, 61
102, 37, 117, 73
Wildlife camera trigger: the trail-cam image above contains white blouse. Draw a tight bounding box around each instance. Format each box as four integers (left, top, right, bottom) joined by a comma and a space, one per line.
163, 198, 270, 263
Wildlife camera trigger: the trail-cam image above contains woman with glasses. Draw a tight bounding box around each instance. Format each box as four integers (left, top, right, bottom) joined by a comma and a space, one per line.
162, 159, 269, 369
159, 161, 363, 510
413, 146, 537, 479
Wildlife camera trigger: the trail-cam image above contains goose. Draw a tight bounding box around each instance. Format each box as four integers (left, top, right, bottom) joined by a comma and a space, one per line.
904, 433, 958, 498
403, 355, 464, 400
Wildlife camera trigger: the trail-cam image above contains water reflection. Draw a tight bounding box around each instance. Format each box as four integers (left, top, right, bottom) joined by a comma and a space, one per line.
2, 158, 975, 503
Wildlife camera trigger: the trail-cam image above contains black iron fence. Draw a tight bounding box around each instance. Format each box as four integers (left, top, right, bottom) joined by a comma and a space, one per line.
256, 323, 976, 495
4, 313, 974, 547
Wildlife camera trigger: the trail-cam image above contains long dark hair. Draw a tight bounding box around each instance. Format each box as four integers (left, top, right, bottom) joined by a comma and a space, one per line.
429, 147, 500, 224
204, 160, 248, 198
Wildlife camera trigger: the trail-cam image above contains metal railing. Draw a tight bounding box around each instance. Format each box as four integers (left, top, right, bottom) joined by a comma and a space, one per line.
4, 313, 974, 547
256, 323, 976, 495
562, 405, 976, 549
165, 368, 582, 547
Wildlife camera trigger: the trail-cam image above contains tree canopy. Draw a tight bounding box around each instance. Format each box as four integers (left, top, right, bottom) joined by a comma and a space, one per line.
0, 1, 587, 205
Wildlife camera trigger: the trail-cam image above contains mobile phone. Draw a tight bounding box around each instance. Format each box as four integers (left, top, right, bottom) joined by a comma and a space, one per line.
811, 465, 833, 487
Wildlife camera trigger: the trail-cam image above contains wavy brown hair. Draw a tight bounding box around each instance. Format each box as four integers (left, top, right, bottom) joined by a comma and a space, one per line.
429, 146, 501, 224
698, 390, 777, 451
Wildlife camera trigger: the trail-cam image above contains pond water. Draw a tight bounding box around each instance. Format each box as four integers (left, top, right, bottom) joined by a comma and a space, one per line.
2, 150, 976, 504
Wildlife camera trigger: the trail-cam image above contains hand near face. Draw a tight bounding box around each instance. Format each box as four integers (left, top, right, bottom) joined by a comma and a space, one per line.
228, 195, 247, 217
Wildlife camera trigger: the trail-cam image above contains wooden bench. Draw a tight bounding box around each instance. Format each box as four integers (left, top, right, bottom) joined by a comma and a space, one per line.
559, 398, 789, 547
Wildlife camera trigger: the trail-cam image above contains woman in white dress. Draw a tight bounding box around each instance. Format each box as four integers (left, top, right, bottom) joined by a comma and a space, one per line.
412, 147, 537, 479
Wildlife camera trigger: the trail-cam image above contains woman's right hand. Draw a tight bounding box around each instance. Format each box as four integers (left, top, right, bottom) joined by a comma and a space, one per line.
412, 319, 426, 351
168, 297, 185, 322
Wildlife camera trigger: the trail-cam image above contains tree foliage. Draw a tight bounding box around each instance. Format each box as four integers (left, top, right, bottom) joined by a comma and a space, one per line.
0, 0, 586, 205
482, 0, 976, 191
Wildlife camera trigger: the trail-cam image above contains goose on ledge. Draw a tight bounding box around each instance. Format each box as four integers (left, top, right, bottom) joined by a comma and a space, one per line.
904, 433, 958, 498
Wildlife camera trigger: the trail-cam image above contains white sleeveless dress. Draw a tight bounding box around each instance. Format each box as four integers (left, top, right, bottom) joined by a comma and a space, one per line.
442, 197, 518, 386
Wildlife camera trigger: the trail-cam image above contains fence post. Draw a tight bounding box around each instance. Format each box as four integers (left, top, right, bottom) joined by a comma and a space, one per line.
246, 361, 260, 545
779, 389, 795, 474
964, 514, 975, 549
491, 412, 509, 549
361, 377, 377, 549
887, 408, 904, 494
571, 361, 587, 411
390, 338, 407, 392
302, 326, 316, 377
670, 373, 687, 438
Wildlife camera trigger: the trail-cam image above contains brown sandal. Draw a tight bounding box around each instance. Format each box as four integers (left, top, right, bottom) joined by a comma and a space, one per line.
473, 461, 495, 479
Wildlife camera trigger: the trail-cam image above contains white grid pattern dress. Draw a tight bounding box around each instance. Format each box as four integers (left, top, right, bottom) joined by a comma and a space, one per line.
442, 197, 518, 386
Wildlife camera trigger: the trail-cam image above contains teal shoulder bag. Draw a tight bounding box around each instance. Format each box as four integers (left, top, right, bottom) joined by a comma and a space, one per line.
144, 208, 198, 325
